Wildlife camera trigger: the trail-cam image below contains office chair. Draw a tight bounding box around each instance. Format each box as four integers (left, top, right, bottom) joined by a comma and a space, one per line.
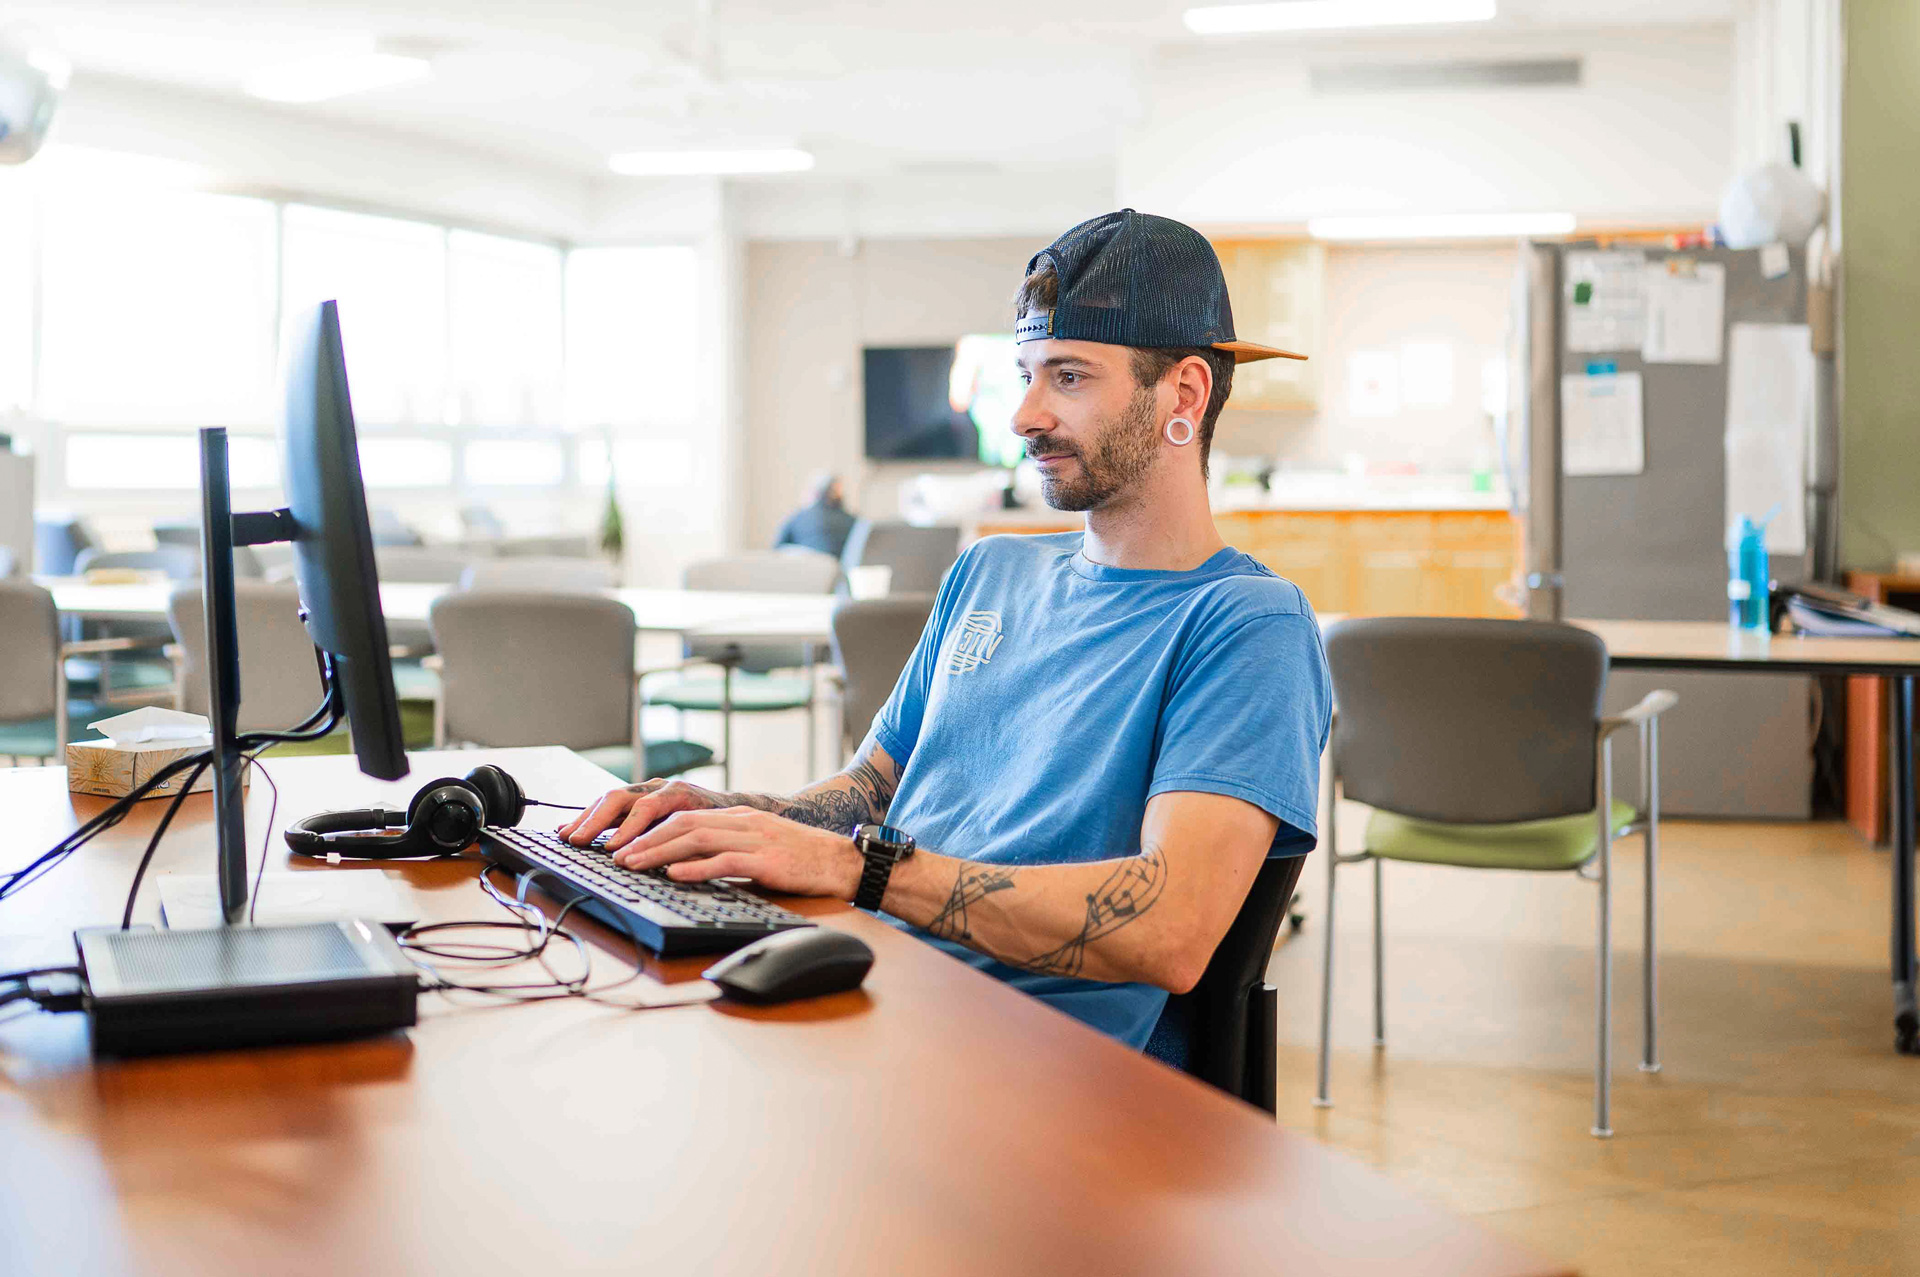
1315, 617, 1675, 1138
67, 548, 197, 704
167, 583, 328, 733
33, 515, 94, 577
645, 549, 842, 786
840, 520, 962, 595
1145, 853, 1308, 1114
829, 594, 936, 757
430, 591, 712, 783
0, 579, 136, 761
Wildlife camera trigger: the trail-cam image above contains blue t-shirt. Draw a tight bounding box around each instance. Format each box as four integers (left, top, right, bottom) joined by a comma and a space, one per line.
869, 532, 1332, 1048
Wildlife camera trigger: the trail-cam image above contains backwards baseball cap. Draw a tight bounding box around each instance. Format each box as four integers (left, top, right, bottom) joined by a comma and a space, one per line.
1015, 209, 1307, 364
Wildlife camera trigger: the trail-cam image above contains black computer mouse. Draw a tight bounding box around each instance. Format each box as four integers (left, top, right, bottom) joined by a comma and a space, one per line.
702, 927, 874, 1004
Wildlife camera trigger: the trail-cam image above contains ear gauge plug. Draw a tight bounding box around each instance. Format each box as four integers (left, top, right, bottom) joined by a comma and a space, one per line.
1165, 417, 1196, 446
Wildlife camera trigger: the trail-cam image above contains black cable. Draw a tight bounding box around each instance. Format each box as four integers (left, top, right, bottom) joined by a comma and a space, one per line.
246, 751, 281, 927
0, 749, 213, 903
523, 799, 586, 811
0, 965, 80, 984
0, 985, 33, 1014
120, 756, 212, 929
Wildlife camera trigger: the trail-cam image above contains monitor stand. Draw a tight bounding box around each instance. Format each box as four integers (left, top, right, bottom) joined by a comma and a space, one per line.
197, 427, 318, 925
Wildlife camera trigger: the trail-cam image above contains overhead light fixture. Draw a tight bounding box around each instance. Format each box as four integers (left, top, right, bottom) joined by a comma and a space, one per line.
1307, 212, 1575, 240
1185, 0, 1496, 35
243, 52, 430, 104
608, 148, 815, 177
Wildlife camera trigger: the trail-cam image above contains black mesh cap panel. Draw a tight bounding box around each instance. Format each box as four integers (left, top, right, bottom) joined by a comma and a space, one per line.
1019, 210, 1304, 362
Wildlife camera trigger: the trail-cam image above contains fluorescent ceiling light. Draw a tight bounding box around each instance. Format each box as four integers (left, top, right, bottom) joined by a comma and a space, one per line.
243, 52, 430, 104
1307, 212, 1576, 240
1186, 0, 1496, 35
608, 148, 815, 177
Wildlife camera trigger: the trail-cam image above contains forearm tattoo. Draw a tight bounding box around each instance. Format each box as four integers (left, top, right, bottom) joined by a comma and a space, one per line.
624, 749, 898, 836
925, 844, 1170, 979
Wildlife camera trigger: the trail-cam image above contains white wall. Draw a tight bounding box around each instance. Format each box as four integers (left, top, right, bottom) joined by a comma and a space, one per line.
740, 237, 1040, 548
731, 166, 1116, 242
1122, 27, 1735, 227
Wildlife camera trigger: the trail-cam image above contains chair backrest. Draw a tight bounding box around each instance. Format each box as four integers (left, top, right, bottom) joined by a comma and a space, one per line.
75, 546, 200, 581
458, 557, 618, 594
374, 546, 479, 585
430, 591, 636, 751
1325, 617, 1608, 824
0, 579, 58, 723
830, 594, 935, 749
684, 550, 841, 673
684, 549, 841, 595
167, 583, 326, 733
459, 505, 506, 539
1147, 853, 1307, 1111
369, 506, 424, 547
33, 516, 94, 576
841, 521, 962, 595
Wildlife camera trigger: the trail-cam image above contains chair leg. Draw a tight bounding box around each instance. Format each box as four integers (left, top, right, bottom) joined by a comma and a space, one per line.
804, 662, 818, 781
1593, 737, 1615, 1139
1371, 856, 1386, 1049
433, 690, 447, 750
1641, 716, 1662, 1073
1314, 776, 1340, 1109
720, 665, 734, 791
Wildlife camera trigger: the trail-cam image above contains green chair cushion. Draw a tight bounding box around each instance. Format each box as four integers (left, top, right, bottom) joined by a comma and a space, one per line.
64, 656, 179, 696
1365, 798, 1639, 871
259, 700, 438, 759
389, 660, 442, 703
646, 673, 814, 713
577, 739, 716, 785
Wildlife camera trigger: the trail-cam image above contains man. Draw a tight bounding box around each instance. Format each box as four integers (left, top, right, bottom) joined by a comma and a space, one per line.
773, 472, 858, 559
563, 210, 1330, 1050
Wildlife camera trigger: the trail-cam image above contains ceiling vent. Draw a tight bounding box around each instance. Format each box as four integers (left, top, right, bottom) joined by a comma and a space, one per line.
1310, 58, 1581, 94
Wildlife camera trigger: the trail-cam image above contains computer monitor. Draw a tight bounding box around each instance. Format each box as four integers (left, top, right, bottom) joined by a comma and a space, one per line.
279, 301, 407, 782
198, 299, 408, 923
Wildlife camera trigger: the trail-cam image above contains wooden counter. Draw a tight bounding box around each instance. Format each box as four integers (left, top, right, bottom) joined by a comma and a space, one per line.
974, 506, 1521, 618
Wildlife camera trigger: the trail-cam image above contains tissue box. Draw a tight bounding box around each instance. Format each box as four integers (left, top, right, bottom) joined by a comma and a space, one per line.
65, 740, 245, 800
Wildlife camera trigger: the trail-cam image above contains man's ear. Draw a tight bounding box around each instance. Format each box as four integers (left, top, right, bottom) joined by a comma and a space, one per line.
1172, 355, 1213, 422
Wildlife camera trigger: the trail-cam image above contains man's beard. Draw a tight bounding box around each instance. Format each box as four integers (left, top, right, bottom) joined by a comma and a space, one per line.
1029, 389, 1160, 512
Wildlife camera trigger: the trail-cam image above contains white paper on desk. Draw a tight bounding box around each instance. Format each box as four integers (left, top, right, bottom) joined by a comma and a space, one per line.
1560, 372, 1644, 476
1565, 249, 1647, 352
1725, 322, 1814, 555
1643, 260, 1725, 364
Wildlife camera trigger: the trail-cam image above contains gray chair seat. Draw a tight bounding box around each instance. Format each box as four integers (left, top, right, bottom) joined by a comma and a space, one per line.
646, 673, 814, 713
578, 739, 717, 785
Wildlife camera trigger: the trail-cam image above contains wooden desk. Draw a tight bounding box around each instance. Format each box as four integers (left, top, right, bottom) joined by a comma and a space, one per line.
38, 578, 837, 644
1574, 619, 1920, 1056
0, 748, 1563, 1277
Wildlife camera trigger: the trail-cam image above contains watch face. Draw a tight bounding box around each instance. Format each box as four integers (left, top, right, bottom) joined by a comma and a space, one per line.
858, 824, 913, 856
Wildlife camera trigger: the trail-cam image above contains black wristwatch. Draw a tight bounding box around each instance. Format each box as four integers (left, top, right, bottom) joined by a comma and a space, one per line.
851, 823, 916, 911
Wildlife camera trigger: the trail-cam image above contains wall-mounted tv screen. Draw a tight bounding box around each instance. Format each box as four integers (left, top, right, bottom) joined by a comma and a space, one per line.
863, 336, 1025, 467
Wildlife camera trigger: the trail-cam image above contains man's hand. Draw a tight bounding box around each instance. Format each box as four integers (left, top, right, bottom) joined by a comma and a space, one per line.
609, 808, 863, 900
558, 778, 756, 850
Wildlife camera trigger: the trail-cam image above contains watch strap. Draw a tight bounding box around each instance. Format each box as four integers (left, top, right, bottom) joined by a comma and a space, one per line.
853, 851, 894, 912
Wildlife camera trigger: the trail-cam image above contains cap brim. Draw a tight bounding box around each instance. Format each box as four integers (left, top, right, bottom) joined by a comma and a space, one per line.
1212, 339, 1308, 364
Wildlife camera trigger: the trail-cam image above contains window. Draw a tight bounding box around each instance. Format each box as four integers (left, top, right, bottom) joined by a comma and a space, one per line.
449, 230, 563, 427
282, 206, 446, 427
565, 246, 698, 429
357, 437, 454, 487
38, 190, 277, 426
464, 438, 566, 486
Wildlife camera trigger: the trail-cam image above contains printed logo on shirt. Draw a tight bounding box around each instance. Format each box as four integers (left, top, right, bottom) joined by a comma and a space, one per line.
947, 610, 1004, 674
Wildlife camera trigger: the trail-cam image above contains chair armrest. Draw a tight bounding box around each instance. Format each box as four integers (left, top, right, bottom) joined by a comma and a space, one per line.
1600, 689, 1679, 739
634, 656, 734, 685
60, 636, 165, 656
420, 654, 443, 672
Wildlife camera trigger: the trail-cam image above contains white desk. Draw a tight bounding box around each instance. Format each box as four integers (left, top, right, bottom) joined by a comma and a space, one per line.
39, 577, 837, 644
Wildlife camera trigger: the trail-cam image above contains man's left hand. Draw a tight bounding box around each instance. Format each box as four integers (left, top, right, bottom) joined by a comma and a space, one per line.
607, 808, 863, 900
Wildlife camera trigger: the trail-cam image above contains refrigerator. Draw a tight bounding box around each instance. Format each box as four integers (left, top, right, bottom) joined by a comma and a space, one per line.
1512, 241, 1829, 818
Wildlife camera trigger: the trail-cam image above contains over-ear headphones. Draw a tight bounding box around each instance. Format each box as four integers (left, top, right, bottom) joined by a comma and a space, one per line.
284, 764, 571, 860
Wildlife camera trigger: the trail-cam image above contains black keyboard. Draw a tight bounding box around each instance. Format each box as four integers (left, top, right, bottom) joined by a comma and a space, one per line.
480, 826, 813, 957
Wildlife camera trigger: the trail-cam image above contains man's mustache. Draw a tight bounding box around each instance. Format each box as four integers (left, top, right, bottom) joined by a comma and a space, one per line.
1026, 440, 1078, 461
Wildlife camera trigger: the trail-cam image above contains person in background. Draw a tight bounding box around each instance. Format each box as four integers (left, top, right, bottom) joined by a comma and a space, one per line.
773, 471, 858, 558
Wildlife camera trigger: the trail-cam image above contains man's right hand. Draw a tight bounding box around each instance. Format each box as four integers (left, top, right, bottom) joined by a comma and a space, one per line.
558, 778, 748, 850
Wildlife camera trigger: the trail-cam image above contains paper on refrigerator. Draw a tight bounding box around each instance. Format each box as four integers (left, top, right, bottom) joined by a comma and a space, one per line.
1643, 260, 1726, 364
1564, 249, 1647, 352
1560, 371, 1644, 476
1724, 322, 1814, 555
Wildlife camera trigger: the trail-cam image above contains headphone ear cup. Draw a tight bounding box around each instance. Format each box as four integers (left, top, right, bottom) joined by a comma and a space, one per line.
407, 781, 486, 853
462, 764, 525, 828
